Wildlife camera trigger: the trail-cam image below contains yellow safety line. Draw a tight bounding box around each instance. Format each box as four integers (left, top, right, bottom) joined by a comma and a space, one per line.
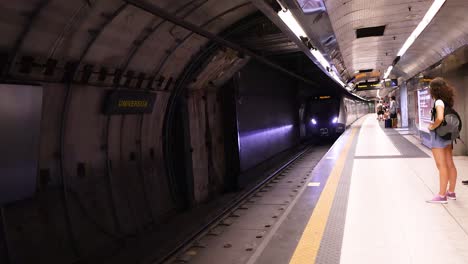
289, 128, 357, 264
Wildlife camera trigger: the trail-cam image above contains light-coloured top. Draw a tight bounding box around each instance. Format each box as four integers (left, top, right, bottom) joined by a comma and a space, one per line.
435, 99, 445, 108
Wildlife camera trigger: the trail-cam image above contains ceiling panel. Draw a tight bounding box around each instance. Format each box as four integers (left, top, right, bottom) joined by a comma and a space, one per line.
324, 0, 433, 75
396, 1, 468, 78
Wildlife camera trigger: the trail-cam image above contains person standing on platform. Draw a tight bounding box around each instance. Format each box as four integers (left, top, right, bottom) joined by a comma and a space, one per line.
389, 96, 398, 128
376, 101, 384, 121
426, 77, 457, 203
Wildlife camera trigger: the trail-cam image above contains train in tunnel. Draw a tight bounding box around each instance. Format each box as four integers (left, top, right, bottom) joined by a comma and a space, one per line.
304, 95, 372, 138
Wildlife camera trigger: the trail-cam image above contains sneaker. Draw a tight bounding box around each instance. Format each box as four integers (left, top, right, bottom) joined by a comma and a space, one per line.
426, 195, 448, 204
446, 191, 456, 200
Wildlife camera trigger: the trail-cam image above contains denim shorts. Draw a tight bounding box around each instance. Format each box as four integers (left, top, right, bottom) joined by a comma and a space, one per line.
430, 130, 452, 149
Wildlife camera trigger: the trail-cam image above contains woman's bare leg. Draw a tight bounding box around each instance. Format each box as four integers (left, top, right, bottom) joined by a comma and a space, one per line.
445, 145, 457, 193
432, 148, 449, 196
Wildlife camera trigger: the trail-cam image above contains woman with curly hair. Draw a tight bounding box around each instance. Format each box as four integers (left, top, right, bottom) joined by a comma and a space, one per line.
426, 77, 457, 203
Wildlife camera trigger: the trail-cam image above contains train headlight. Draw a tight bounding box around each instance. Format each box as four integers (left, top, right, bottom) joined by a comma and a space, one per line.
332, 117, 338, 124
311, 118, 317, 125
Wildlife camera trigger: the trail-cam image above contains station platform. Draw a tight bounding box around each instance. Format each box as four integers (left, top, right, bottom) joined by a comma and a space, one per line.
252, 114, 468, 264
169, 114, 468, 264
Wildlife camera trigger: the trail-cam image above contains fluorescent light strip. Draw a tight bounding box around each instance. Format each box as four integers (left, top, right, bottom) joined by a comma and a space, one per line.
310, 48, 330, 69
383, 0, 445, 79
277, 10, 306, 39
384, 66, 393, 79
331, 71, 345, 86
397, 0, 446, 57
278, 9, 346, 87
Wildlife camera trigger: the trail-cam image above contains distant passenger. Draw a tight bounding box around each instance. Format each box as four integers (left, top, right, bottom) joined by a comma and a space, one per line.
383, 108, 390, 120
376, 101, 384, 121
426, 77, 458, 203
389, 96, 398, 128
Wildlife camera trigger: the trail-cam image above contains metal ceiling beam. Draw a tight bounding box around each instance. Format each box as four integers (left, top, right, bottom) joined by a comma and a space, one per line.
120, 0, 207, 71
152, 2, 253, 76
125, 0, 319, 86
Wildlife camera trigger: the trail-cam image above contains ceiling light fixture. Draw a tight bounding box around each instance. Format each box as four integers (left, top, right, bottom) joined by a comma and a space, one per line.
383, 0, 445, 79
278, 9, 307, 39
310, 48, 330, 69
383, 66, 393, 79
277, 6, 346, 87
397, 0, 446, 57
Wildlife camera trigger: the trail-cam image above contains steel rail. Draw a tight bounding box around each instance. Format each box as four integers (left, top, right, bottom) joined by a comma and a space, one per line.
154, 144, 311, 264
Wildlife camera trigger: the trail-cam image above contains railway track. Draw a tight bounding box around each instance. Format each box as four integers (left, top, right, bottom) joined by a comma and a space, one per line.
158, 143, 332, 264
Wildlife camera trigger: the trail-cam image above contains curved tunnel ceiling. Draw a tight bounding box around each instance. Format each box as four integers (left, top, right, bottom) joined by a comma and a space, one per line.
396, 0, 468, 79
0, 0, 258, 87
0, 0, 368, 102
325, 0, 434, 77
4, 0, 463, 100
324, 0, 468, 82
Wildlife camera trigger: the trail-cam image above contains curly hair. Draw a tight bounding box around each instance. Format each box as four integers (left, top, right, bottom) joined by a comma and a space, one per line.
429, 77, 454, 108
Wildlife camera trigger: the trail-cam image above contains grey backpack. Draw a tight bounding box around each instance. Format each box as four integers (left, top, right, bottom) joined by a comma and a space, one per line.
432, 102, 462, 141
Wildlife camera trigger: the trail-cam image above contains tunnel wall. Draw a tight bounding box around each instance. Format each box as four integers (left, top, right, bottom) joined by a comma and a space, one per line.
0, 1, 260, 263
188, 89, 226, 203
0, 83, 176, 263
235, 61, 300, 172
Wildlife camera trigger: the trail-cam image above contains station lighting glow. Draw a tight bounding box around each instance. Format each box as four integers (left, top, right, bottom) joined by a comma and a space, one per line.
383, 66, 393, 79
310, 48, 330, 69
384, 0, 446, 78
311, 118, 317, 125
277, 10, 307, 39
332, 117, 338, 124
278, 7, 347, 87
397, 0, 446, 57
331, 71, 345, 87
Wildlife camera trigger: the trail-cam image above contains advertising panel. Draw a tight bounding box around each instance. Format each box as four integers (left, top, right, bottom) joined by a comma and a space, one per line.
417, 88, 433, 133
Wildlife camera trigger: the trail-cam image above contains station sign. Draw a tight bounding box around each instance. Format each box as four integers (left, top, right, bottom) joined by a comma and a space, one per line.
356, 81, 381, 91
419, 78, 433, 83
353, 71, 381, 82
312, 95, 332, 100
384, 79, 398, 88
104, 90, 156, 115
